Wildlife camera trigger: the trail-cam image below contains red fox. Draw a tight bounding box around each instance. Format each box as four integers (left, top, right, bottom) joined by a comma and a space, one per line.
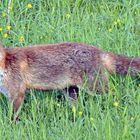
0, 42, 139, 120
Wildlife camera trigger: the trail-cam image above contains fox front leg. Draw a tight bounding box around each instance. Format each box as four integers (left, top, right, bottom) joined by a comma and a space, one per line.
9, 84, 26, 122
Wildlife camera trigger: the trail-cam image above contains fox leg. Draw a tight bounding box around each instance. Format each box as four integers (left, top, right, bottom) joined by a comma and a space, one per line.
9, 84, 26, 121
63, 85, 79, 105
94, 74, 109, 93
86, 69, 109, 94
67, 85, 79, 101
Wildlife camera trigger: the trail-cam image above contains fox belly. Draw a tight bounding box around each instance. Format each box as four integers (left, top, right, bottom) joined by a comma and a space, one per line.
25, 72, 76, 90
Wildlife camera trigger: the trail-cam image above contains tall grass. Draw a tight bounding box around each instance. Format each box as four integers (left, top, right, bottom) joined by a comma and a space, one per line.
0, 0, 140, 139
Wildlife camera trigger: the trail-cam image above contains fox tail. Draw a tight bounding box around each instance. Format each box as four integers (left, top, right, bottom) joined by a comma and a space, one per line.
101, 52, 140, 76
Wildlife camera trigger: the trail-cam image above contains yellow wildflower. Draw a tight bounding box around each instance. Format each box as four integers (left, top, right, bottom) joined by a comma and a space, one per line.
39, 36, 43, 39
0, 27, 2, 32
108, 28, 112, 32
8, 6, 13, 11
27, 3, 33, 9
138, 84, 140, 87
56, 103, 60, 107
65, 13, 71, 18
72, 106, 76, 113
3, 33, 8, 38
113, 101, 119, 107
117, 19, 121, 24
131, 117, 134, 121
19, 36, 25, 42
6, 25, 11, 30
90, 117, 94, 122
2, 12, 6, 17
79, 111, 83, 116
113, 21, 117, 25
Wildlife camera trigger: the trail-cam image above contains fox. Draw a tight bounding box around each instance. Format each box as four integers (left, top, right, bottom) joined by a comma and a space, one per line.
0, 42, 139, 120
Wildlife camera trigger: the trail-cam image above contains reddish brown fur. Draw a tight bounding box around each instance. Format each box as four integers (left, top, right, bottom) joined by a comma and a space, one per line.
0, 42, 139, 120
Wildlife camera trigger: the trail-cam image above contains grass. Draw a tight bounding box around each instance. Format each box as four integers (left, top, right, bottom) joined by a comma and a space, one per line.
0, 0, 140, 139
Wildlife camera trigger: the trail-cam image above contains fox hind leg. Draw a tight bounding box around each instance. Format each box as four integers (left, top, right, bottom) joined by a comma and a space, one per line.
63, 85, 79, 105
86, 68, 109, 94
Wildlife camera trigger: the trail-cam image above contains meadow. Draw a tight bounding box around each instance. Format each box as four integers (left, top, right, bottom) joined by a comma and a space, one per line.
0, 0, 140, 139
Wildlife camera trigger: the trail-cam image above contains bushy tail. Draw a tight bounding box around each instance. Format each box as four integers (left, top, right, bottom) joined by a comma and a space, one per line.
101, 52, 140, 76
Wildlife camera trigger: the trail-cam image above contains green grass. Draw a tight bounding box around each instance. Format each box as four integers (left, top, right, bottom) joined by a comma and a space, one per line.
0, 0, 140, 139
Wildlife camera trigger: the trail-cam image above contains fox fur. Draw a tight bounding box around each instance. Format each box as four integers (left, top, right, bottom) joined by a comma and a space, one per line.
0, 42, 139, 119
